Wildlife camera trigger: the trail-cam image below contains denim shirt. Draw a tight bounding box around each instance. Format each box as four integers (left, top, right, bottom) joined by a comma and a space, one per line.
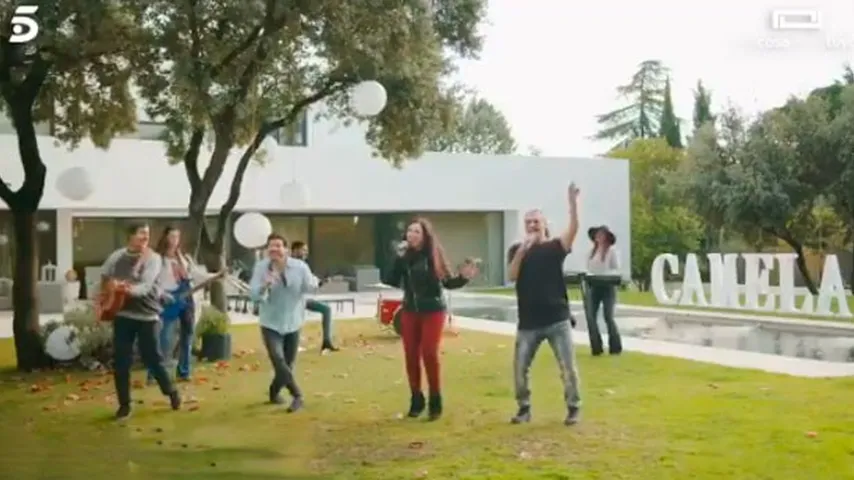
249, 257, 318, 334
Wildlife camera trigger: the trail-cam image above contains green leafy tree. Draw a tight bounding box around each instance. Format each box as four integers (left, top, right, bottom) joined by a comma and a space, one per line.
134, 0, 486, 310
658, 77, 682, 148
425, 95, 517, 154
692, 80, 715, 132
593, 60, 667, 148
609, 138, 703, 288
683, 101, 832, 293
0, 0, 140, 369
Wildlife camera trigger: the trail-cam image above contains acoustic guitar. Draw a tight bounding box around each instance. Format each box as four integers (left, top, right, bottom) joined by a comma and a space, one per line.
96, 249, 150, 322
95, 278, 131, 322
160, 270, 226, 321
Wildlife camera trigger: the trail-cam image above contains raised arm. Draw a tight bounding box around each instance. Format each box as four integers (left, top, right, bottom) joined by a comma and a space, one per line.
128, 254, 163, 297
559, 183, 580, 253
382, 256, 406, 288
442, 274, 467, 290
507, 243, 525, 282
248, 261, 268, 301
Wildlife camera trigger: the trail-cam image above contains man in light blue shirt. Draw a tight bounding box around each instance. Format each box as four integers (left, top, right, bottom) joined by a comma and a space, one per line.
249, 233, 318, 412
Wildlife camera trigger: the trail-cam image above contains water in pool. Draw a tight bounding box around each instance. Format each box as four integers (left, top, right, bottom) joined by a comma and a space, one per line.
449, 305, 854, 363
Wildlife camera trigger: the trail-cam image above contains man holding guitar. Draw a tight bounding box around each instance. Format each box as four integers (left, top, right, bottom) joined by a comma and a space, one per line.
99, 222, 181, 421
147, 226, 225, 383
249, 233, 319, 413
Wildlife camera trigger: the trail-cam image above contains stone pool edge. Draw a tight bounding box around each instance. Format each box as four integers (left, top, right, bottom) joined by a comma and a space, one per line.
450, 315, 854, 379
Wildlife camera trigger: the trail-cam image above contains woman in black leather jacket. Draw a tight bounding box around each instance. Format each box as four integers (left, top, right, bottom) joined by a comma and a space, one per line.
383, 217, 479, 421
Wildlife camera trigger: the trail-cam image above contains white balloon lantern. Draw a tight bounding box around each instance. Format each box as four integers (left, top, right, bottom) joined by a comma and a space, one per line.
233, 212, 272, 249
350, 80, 387, 117
55, 166, 94, 201
279, 181, 310, 208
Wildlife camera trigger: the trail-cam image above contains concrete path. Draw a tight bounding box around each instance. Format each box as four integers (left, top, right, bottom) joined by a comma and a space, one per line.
2, 291, 853, 378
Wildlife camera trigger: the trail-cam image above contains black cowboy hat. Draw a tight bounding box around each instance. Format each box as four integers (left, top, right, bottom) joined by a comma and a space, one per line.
587, 225, 616, 245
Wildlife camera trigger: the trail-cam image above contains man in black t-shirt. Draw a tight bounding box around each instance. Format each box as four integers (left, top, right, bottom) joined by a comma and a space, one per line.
506, 183, 582, 426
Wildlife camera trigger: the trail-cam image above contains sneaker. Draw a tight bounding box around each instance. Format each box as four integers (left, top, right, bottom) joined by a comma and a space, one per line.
407, 392, 426, 418
168, 391, 182, 411
286, 396, 303, 413
564, 406, 581, 426
115, 404, 132, 421
510, 406, 531, 424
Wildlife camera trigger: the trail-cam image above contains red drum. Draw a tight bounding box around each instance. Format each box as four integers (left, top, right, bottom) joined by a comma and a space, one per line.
377, 298, 403, 326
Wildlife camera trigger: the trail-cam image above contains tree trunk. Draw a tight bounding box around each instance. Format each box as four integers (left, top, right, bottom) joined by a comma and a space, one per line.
11, 210, 46, 371
198, 237, 227, 312
792, 243, 819, 295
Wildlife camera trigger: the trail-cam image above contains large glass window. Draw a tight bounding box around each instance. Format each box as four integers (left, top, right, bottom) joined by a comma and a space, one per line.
310, 215, 375, 277
272, 110, 308, 147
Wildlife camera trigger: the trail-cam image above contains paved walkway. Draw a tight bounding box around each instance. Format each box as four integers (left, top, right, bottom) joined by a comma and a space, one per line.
2, 291, 853, 378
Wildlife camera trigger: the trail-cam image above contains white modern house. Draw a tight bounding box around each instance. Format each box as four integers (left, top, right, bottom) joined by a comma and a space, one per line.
0, 105, 631, 292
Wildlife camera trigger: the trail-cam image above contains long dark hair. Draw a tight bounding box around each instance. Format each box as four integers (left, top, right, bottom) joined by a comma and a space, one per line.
155, 225, 185, 258
405, 217, 451, 280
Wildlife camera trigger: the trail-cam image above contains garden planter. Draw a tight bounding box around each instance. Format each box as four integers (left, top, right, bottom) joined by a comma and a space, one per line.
200, 333, 232, 361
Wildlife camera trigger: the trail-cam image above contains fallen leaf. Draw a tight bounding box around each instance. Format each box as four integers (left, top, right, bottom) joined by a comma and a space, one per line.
708, 383, 719, 389
66, 393, 80, 402
414, 469, 428, 479
518, 451, 532, 460
42, 405, 58, 412
408, 441, 424, 449
212, 385, 221, 391
806, 431, 818, 438
238, 365, 250, 372
333, 373, 348, 379
188, 405, 200, 412
344, 398, 357, 404
132, 380, 144, 389
65, 375, 72, 384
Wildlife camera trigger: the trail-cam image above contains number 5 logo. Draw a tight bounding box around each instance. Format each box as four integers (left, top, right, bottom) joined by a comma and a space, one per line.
9, 5, 39, 44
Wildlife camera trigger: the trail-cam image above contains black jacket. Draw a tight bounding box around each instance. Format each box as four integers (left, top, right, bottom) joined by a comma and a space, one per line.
383, 250, 467, 312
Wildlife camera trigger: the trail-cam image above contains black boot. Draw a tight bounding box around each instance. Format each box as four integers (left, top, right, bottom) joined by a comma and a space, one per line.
115, 404, 132, 421
320, 342, 339, 353
427, 394, 442, 421
510, 405, 531, 424
407, 392, 426, 418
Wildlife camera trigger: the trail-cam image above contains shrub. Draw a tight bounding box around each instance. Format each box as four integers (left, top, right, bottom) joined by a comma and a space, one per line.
195, 306, 230, 337
40, 306, 113, 369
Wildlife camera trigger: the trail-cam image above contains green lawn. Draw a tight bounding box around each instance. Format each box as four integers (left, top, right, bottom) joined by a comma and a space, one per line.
473, 288, 854, 322
1, 320, 853, 479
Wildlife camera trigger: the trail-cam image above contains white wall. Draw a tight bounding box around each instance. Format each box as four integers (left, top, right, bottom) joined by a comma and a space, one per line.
0, 130, 631, 282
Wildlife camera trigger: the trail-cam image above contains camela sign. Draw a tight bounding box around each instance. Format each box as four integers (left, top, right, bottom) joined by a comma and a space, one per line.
650, 253, 852, 318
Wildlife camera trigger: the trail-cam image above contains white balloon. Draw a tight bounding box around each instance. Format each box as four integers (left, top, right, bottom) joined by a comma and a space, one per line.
56, 166, 94, 201
350, 80, 387, 117
233, 212, 272, 249
279, 181, 310, 208
45, 325, 81, 361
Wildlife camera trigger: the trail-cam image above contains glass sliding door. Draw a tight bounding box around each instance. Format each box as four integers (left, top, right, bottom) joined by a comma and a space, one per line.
309, 215, 376, 278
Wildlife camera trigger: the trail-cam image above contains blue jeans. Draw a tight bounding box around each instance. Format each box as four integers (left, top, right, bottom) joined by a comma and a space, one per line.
514, 321, 581, 409
147, 304, 195, 381
306, 299, 333, 345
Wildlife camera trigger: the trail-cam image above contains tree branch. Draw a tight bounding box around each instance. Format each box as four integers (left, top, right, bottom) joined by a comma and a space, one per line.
210, 26, 262, 79
0, 178, 14, 205
183, 128, 205, 192
214, 78, 356, 237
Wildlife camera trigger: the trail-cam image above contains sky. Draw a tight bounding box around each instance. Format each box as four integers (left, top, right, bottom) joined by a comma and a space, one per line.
454, 0, 854, 157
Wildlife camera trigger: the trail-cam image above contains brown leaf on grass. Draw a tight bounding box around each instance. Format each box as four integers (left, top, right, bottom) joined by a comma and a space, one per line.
65, 374, 72, 384
343, 398, 357, 404
238, 365, 250, 372
408, 441, 424, 449
194, 376, 210, 385
518, 451, 532, 460
185, 396, 199, 405
215, 361, 230, 370
29, 384, 46, 393
333, 373, 348, 379
414, 469, 428, 479
132, 380, 144, 389
211, 385, 221, 391
188, 405, 200, 412
66, 393, 80, 402
42, 405, 58, 412
708, 383, 719, 389
805, 431, 818, 438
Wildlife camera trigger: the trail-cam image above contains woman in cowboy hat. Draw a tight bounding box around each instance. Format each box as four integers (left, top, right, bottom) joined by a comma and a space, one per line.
585, 225, 623, 356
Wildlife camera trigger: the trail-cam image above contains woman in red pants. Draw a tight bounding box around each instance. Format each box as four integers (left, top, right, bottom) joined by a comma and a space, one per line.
383, 217, 479, 421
